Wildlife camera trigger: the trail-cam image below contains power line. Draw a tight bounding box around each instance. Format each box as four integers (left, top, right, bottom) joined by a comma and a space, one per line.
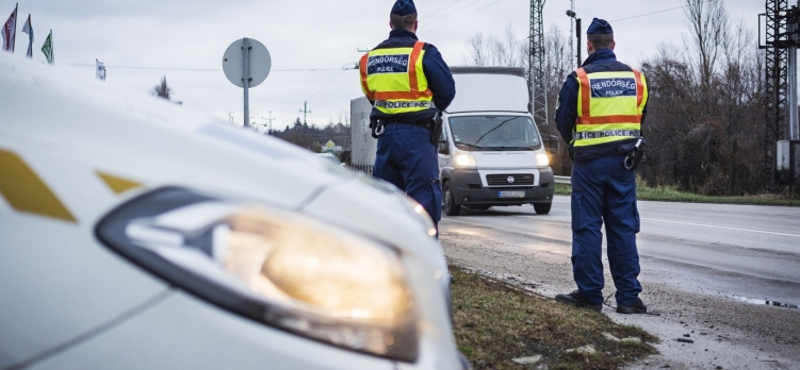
420, 0, 466, 21
305, 56, 360, 103
316, 69, 360, 107
543, 0, 714, 36
424, 0, 490, 27
426, 0, 504, 34
610, 0, 712, 23
59, 63, 344, 72
311, 0, 503, 103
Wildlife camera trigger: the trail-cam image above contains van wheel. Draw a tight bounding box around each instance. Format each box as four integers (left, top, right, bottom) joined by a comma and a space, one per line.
533, 202, 551, 215
443, 181, 461, 216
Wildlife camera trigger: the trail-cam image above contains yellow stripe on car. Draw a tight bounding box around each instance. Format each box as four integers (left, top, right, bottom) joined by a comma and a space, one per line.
96, 171, 142, 194
0, 149, 77, 223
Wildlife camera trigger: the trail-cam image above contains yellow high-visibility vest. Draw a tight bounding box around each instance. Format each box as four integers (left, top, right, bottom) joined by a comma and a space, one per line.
360, 41, 434, 115
572, 68, 648, 147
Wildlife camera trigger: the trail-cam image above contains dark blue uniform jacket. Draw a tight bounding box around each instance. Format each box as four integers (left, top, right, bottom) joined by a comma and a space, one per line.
368, 29, 456, 125
554, 48, 648, 162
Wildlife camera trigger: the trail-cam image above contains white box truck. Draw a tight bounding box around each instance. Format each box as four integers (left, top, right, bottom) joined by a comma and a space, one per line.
438, 67, 554, 215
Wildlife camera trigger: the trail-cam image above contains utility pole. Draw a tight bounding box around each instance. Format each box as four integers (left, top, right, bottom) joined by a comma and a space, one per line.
567, 10, 582, 68
569, 0, 575, 68
529, 0, 547, 126
263, 111, 276, 133
300, 101, 312, 125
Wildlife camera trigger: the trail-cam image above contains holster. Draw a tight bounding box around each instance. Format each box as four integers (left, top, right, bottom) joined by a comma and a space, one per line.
623, 138, 646, 171
429, 111, 443, 145
369, 117, 384, 138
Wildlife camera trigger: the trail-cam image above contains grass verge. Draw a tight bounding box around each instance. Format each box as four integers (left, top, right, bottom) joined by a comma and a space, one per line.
553, 183, 800, 206
451, 266, 657, 370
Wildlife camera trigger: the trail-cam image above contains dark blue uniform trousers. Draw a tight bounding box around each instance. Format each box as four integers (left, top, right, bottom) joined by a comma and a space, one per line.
373, 123, 442, 228
570, 154, 642, 306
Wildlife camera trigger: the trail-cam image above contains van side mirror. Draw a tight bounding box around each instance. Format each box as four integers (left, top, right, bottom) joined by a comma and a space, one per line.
438, 141, 449, 155
543, 135, 560, 155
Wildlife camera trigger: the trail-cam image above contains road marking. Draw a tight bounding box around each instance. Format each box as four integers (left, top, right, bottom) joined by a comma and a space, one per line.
641, 217, 800, 238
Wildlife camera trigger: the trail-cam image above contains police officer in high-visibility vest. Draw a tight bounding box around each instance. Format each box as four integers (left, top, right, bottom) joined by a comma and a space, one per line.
554, 18, 649, 314
360, 0, 456, 234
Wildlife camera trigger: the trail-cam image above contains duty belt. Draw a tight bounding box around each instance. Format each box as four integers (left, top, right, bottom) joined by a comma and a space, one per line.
374, 100, 436, 109
572, 130, 641, 140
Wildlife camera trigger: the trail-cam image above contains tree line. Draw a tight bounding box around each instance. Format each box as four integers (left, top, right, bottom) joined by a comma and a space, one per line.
268, 118, 351, 158
466, 0, 774, 196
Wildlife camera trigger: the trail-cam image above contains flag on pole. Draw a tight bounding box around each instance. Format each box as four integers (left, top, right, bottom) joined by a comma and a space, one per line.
41, 29, 53, 64
96, 59, 106, 81
1, 3, 17, 52
21, 14, 31, 58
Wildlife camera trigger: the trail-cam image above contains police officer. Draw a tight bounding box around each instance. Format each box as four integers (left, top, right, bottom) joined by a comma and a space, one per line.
553, 18, 648, 314
360, 0, 456, 233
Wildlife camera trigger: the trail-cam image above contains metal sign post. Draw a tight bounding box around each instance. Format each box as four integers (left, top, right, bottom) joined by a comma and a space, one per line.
223, 38, 271, 129
243, 38, 250, 128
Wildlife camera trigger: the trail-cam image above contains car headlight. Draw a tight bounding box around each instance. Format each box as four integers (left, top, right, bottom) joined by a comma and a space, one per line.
536, 153, 550, 167
454, 152, 475, 168
95, 187, 418, 362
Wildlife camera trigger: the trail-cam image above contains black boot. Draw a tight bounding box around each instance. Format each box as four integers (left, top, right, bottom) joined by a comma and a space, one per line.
616, 298, 647, 314
555, 290, 602, 312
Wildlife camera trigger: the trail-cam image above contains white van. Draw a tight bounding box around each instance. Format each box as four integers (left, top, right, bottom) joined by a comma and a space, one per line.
438, 67, 554, 216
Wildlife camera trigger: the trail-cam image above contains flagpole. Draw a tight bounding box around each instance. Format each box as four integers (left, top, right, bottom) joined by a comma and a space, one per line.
22, 13, 32, 58
12, 3, 16, 52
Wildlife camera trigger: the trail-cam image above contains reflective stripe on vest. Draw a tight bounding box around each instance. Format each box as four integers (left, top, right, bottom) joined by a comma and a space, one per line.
572, 130, 641, 140
359, 41, 434, 115
573, 68, 647, 147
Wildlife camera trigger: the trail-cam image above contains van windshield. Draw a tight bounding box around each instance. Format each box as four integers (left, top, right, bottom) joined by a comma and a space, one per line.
449, 115, 542, 151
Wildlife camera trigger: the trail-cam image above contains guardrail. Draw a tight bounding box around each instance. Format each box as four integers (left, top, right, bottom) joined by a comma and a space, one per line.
350, 164, 571, 186
554, 175, 571, 185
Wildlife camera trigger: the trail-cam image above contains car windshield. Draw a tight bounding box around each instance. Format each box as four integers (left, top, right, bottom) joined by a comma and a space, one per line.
449, 115, 542, 151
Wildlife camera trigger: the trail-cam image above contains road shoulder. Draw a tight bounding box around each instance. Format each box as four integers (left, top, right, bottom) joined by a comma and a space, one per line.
440, 226, 800, 370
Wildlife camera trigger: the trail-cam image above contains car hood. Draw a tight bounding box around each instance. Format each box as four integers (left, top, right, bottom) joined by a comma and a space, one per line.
0, 53, 435, 244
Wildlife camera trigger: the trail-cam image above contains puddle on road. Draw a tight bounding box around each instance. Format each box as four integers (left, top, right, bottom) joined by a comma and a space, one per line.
731, 295, 799, 309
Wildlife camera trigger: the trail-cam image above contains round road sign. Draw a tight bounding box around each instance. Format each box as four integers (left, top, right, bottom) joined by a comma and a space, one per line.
222, 38, 271, 88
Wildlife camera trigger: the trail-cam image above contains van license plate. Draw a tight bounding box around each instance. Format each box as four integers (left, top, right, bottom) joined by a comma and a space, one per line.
498, 191, 525, 198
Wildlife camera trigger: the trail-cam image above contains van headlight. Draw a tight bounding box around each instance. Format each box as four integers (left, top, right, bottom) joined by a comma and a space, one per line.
454, 152, 476, 168
95, 187, 418, 362
536, 153, 550, 167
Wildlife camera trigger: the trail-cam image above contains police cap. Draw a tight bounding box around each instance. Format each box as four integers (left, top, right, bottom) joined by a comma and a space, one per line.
587, 18, 613, 34
391, 0, 417, 16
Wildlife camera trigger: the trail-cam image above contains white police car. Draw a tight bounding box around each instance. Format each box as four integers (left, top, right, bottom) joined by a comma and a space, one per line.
0, 53, 464, 370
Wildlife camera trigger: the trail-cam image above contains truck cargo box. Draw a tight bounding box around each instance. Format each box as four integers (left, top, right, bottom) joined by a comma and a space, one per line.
447, 67, 529, 114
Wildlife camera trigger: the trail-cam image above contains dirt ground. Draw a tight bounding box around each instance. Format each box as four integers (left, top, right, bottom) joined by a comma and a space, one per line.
440, 227, 800, 370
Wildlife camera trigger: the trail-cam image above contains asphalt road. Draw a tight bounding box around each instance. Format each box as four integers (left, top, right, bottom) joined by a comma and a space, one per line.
439, 195, 800, 369
443, 195, 800, 306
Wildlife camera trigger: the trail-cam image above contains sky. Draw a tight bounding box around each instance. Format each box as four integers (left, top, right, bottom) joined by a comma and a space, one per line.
2, 0, 765, 131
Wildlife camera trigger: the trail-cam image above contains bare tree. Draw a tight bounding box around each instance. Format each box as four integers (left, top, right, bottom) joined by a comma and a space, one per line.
464, 24, 526, 68
640, 7, 767, 196
683, 0, 728, 89
152, 75, 172, 100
